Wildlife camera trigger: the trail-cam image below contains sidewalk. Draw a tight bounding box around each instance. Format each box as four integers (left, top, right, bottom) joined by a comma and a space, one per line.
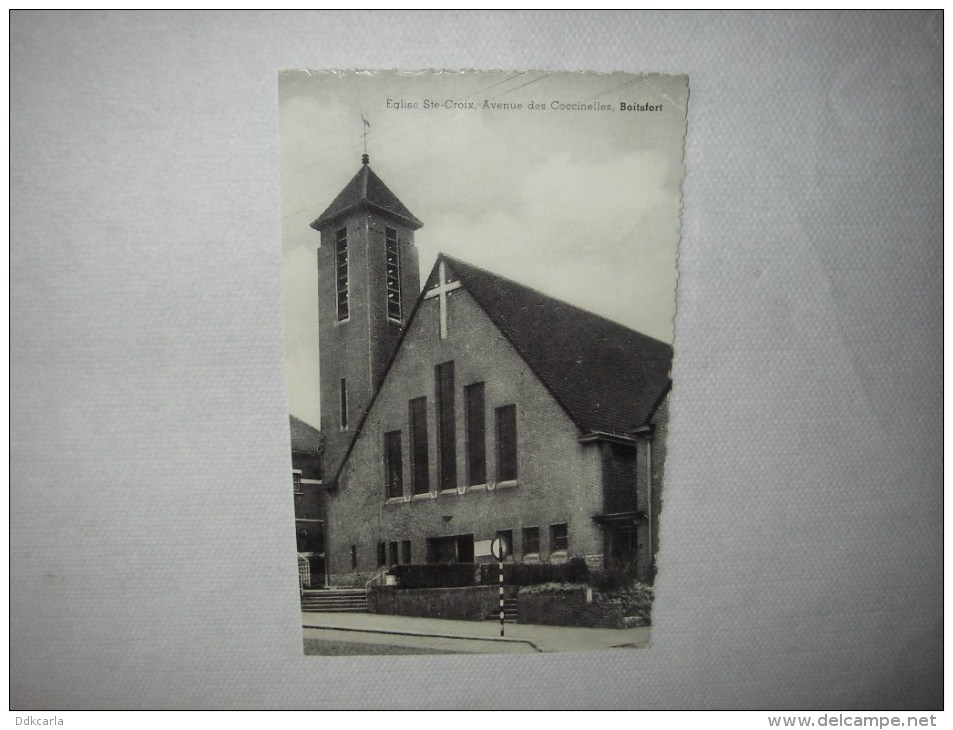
302, 611, 650, 653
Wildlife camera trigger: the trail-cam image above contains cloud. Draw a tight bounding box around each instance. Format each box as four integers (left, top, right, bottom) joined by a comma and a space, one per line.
420, 149, 676, 339
278, 71, 687, 420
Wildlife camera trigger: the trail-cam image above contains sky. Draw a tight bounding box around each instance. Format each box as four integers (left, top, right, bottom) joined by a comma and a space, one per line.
279, 71, 688, 428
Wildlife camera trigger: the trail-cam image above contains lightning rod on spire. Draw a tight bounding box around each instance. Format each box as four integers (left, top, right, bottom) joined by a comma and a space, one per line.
361, 115, 371, 164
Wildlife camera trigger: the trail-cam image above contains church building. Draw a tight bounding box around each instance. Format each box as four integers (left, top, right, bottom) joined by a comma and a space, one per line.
309, 155, 672, 587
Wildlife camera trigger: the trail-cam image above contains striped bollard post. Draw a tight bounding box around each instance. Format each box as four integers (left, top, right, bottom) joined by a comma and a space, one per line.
499, 560, 505, 636
490, 536, 508, 637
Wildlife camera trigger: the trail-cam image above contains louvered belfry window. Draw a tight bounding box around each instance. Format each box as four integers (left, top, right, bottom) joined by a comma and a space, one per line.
385, 227, 401, 322
335, 227, 349, 321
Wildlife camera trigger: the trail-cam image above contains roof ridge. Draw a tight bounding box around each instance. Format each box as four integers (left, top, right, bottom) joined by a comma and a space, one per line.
440, 253, 672, 436
440, 253, 671, 350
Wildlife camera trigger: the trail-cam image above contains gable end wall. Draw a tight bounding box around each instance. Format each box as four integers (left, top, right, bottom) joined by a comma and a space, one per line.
326, 286, 604, 581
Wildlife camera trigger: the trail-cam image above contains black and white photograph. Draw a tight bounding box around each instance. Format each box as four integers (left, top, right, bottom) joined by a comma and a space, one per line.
12, 10, 941, 714
280, 70, 689, 654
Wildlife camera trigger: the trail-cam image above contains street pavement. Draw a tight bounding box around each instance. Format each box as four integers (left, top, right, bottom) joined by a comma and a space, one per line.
302, 611, 650, 654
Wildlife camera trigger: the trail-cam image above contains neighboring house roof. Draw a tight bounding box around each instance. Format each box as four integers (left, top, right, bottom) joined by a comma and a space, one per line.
311, 164, 424, 231
438, 255, 673, 436
290, 415, 321, 456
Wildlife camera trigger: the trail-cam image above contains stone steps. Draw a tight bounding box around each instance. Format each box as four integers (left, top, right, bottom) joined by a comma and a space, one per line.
489, 597, 519, 623
301, 589, 368, 613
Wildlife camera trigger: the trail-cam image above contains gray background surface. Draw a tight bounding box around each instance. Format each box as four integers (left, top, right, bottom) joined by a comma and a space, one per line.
10, 11, 943, 710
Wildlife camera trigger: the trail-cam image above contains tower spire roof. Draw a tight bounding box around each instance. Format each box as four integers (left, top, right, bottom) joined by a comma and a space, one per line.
311, 163, 423, 231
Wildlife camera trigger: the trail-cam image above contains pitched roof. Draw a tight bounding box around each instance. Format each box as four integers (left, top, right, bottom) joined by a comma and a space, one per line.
332, 255, 673, 483
289, 415, 321, 455
310, 164, 423, 231
439, 255, 673, 436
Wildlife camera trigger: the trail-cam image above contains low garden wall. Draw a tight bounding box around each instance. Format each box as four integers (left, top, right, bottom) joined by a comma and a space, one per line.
368, 585, 516, 621
517, 585, 652, 628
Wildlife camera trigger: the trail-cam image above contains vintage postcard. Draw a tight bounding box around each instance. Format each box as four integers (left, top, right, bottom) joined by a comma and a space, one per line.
279, 70, 688, 655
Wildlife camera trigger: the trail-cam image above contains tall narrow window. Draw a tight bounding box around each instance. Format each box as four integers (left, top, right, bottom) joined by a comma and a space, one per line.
385, 226, 401, 322
377, 542, 387, 567
384, 430, 403, 499
340, 378, 348, 430
335, 228, 349, 321
409, 397, 429, 494
496, 404, 517, 482
435, 362, 456, 490
350, 545, 357, 570
550, 523, 569, 553
464, 382, 486, 485
401, 540, 412, 564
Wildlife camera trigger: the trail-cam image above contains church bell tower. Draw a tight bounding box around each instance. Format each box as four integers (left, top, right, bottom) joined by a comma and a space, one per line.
311, 155, 423, 479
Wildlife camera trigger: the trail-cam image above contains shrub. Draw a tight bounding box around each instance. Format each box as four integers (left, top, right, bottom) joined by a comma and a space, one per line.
480, 557, 588, 586
589, 561, 642, 593
594, 581, 654, 623
518, 582, 584, 596
388, 563, 477, 589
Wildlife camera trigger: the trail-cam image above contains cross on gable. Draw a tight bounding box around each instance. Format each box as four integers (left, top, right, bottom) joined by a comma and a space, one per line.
423, 260, 461, 339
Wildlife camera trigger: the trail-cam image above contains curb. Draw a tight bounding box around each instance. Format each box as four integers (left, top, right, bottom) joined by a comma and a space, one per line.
302, 623, 544, 652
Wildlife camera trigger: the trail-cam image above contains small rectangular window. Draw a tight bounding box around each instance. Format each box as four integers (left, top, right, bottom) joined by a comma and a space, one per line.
401, 540, 412, 564
464, 382, 486, 486
384, 430, 403, 499
436, 362, 456, 490
335, 228, 349, 321
388, 541, 399, 566
292, 472, 302, 494
550, 523, 568, 553
495, 404, 517, 482
340, 378, 348, 430
410, 397, 430, 494
385, 227, 401, 322
377, 542, 387, 568
523, 527, 540, 556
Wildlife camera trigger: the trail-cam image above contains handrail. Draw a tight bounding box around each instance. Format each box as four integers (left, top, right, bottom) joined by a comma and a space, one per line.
297, 554, 311, 594
364, 566, 388, 590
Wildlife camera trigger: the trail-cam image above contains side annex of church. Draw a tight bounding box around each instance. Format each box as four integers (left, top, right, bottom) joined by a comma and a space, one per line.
304, 154, 672, 587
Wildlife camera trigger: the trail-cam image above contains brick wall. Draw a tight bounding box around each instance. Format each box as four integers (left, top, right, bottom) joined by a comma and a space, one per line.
517, 586, 650, 629
326, 284, 604, 581
327, 571, 375, 589
317, 211, 421, 478
368, 585, 510, 621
